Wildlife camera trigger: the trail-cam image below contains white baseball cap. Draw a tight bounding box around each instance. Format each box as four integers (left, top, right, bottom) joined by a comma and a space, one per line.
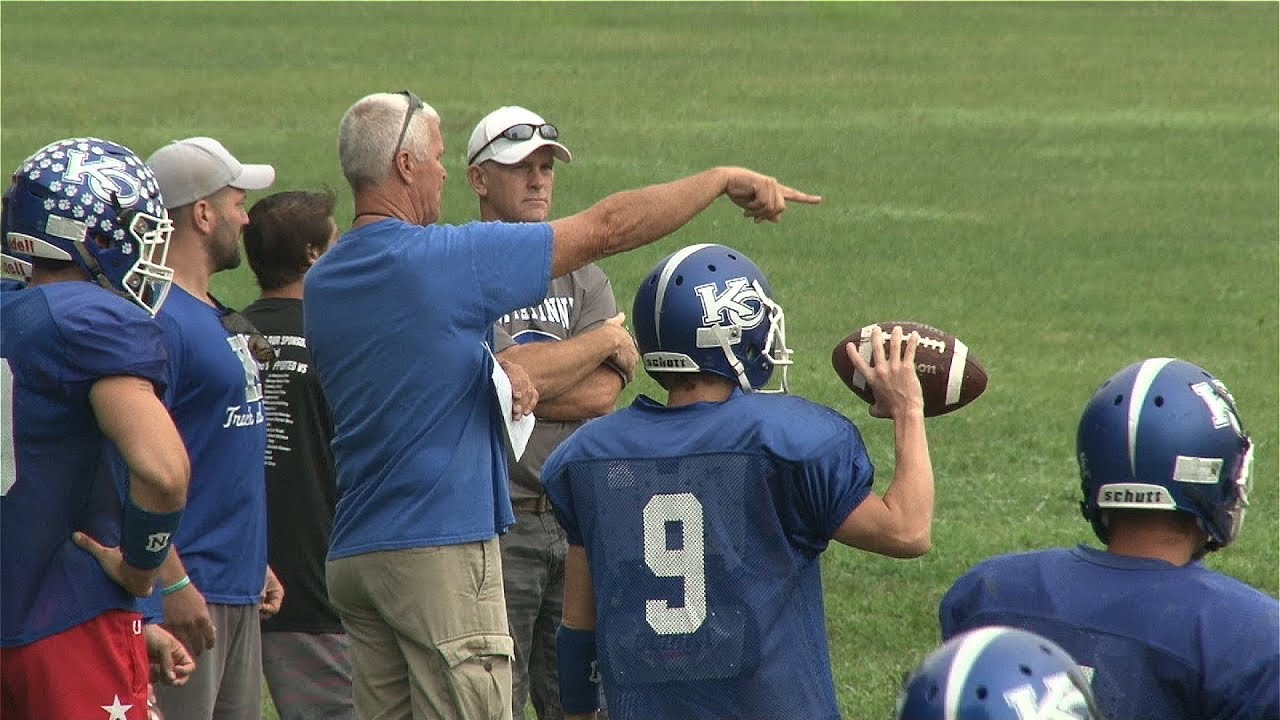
466, 106, 572, 167
146, 136, 275, 208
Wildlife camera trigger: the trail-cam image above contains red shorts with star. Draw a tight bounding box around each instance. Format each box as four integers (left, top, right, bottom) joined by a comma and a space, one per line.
1, 609, 149, 719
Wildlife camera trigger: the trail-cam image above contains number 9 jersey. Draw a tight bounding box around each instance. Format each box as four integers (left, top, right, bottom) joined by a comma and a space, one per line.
541, 389, 874, 720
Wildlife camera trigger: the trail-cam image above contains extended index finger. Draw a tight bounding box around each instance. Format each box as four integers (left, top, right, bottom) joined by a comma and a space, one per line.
780, 185, 823, 204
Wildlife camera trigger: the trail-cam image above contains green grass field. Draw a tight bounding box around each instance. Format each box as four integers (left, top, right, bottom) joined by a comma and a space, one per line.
3, 3, 1276, 718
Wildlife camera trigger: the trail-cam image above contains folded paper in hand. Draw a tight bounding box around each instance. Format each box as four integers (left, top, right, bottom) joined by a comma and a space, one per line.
489, 346, 535, 460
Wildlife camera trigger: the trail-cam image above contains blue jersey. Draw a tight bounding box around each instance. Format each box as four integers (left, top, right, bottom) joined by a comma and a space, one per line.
303, 219, 551, 560
156, 287, 267, 605
541, 391, 874, 720
940, 545, 1280, 720
1, 282, 167, 646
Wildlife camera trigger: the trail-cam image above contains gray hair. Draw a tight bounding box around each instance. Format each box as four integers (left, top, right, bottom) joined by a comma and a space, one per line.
337, 93, 440, 191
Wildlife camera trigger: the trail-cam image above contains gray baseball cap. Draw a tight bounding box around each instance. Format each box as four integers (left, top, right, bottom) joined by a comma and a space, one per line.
146, 137, 275, 208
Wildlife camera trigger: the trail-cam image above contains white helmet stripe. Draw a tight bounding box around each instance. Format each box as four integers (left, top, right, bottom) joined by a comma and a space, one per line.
944, 626, 1005, 720
652, 243, 714, 347
1127, 358, 1175, 478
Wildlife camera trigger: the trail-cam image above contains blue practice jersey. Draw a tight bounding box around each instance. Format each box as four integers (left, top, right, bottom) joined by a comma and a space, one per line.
156, 287, 267, 605
940, 545, 1280, 720
1, 282, 167, 646
542, 391, 874, 720
304, 219, 551, 560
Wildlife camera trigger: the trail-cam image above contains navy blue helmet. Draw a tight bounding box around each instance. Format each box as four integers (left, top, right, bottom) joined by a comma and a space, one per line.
2, 137, 173, 314
1077, 358, 1253, 552
897, 626, 1102, 720
632, 243, 791, 392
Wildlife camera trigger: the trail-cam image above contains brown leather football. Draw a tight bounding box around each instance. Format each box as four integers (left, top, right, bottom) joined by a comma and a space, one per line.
831, 321, 987, 417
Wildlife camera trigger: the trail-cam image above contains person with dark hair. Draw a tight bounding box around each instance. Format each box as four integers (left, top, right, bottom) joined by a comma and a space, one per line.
241, 190, 351, 720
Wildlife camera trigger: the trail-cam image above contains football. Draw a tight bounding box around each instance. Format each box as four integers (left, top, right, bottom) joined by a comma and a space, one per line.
831, 321, 987, 417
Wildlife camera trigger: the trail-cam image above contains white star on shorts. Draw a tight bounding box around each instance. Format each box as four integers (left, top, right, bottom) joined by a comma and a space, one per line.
101, 694, 133, 719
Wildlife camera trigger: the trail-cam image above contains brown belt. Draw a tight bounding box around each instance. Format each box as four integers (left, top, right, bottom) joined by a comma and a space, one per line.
512, 494, 553, 513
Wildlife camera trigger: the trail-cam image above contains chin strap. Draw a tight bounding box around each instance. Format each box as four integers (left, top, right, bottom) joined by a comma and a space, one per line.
698, 323, 752, 392
72, 239, 117, 294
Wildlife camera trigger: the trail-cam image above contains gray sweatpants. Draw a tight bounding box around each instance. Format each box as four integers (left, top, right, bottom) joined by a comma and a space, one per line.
155, 603, 262, 720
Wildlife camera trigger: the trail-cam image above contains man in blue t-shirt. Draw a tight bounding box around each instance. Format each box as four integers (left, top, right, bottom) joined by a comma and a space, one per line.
940, 358, 1278, 720
0, 137, 190, 717
145, 136, 282, 720
305, 92, 821, 720
540, 244, 936, 720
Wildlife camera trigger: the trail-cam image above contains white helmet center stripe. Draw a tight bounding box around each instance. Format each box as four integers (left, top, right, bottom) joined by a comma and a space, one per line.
652, 243, 715, 347
944, 626, 1005, 720
1128, 358, 1175, 479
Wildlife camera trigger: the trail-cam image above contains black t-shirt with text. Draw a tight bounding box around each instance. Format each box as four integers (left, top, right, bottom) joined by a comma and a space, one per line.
242, 297, 343, 634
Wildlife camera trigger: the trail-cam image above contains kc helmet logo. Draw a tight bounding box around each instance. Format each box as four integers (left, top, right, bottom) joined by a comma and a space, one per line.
1002, 672, 1093, 720
694, 277, 764, 330
63, 148, 142, 206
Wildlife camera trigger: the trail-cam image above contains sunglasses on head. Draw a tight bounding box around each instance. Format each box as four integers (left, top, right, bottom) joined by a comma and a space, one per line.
391, 89, 425, 163
218, 310, 277, 366
468, 123, 560, 165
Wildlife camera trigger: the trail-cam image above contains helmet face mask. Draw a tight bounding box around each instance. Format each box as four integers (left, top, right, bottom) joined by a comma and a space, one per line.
1077, 358, 1253, 552
1, 137, 173, 315
633, 244, 792, 393
116, 207, 175, 313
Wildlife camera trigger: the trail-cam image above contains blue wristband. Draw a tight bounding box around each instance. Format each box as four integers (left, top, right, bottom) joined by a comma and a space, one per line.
121, 496, 183, 570
556, 626, 600, 714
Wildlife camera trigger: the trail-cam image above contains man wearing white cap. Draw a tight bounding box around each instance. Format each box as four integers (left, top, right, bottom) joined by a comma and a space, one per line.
145, 137, 284, 720
468, 107, 636, 720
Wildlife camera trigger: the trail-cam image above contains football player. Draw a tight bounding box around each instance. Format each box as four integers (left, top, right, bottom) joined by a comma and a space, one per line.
939, 358, 1278, 719
541, 243, 936, 720
1, 138, 190, 717
896, 626, 1103, 720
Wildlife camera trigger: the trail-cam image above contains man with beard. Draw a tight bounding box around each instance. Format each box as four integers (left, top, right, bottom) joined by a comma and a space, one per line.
144, 137, 285, 720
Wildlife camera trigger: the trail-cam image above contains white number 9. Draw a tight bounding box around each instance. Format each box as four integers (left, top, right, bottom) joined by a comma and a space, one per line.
643, 493, 707, 635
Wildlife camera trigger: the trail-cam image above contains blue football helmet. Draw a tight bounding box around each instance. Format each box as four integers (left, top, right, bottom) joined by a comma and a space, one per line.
1, 137, 173, 314
632, 243, 791, 392
896, 626, 1103, 720
1077, 358, 1253, 552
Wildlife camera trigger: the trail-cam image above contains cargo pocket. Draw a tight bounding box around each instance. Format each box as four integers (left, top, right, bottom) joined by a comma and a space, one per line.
437, 633, 515, 720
